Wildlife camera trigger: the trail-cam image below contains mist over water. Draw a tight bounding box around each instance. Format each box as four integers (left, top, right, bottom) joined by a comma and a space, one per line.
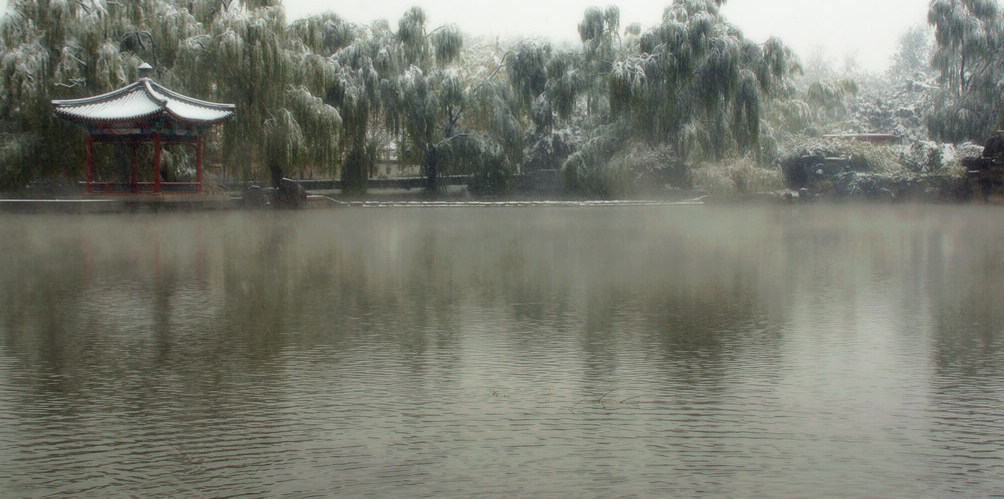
1, 204, 1003, 496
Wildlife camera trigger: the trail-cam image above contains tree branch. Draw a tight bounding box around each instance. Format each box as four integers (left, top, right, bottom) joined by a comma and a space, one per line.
54, 78, 86, 89
435, 132, 471, 148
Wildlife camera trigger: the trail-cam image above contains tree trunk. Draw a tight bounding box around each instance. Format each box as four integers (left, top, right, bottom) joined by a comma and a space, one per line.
425, 146, 438, 193
342, 139, 368, 195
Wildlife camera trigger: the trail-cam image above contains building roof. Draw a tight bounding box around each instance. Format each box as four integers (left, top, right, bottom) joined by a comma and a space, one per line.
52, 77, 235, 128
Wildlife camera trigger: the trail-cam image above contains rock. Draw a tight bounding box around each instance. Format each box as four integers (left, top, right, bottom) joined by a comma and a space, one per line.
242, 183, 268, 208
267, 162, 307, 209
275, 178, 307, 209
983, 134, 1004, 160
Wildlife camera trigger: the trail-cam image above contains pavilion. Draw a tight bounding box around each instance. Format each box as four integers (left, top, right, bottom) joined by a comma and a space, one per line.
52, 64, 235, 194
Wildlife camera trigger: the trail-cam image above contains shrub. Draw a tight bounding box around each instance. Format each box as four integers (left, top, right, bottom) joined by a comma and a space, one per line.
690, 156, 784, 196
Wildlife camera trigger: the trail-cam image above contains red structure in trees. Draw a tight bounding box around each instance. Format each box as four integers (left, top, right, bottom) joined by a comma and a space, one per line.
52, 64, 235, 194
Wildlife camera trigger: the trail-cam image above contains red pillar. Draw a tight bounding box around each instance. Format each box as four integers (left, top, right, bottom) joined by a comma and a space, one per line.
86, 135, 94, 193
196, 135, 203, 193
153, 133, 162, 194
130, 143, 139, 193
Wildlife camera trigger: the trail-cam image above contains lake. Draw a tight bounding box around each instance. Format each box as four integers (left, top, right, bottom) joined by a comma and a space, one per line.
1, 203, 1003, 497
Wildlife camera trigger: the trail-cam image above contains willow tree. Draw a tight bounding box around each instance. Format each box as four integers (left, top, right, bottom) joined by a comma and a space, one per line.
384, 7, 522, 193
391, 8, 464, 192
505, 41, 584, 172
0, 0, 344, 189
927, 0, 1004, 142
1, 0, 217, 188
323, 18, 400, 194
0, 0, 133, 189
564, 0, 798, 195
750, 76, 859, 166
463, 76, 524, 193
611, 0, 797, 159
578, 6, 622, 118
173, 2, 341, 181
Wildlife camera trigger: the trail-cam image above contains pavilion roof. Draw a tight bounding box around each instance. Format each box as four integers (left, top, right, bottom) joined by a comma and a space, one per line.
52, 77, 235, 127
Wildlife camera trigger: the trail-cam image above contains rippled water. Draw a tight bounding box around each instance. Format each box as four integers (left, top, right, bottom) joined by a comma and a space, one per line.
1, 204, 1003, 497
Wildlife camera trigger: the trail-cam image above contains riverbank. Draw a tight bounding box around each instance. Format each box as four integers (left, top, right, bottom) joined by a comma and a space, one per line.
0, 194, 239, 214
0, 172, 996, 214
0, 193, 712, 213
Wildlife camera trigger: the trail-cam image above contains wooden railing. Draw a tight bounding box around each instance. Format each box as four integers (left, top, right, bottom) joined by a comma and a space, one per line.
85, 181, 202, 193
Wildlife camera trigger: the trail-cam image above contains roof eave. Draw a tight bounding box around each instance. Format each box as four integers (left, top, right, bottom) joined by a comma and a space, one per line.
52, 109, 164, 127
54, 107, 235, 128
164, 110, 236, 126
51, 80, 147, 108
51, 79, 235, 125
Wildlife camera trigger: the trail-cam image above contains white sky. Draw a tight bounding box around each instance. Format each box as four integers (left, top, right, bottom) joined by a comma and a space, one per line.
0, 0, 932, 71
283, 0, 932, 72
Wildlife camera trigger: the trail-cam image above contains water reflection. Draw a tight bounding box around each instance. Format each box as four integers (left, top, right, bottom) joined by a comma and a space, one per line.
1, 205, 1003, 496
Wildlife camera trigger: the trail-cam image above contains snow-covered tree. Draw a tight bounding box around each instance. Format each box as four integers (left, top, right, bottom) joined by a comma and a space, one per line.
504, 41, 584, 173
927, 0, 1004, 142
563, 0, 799, 195
0, 0, 133, 189
578, 6, 621, 118
891, 24, 935, 79
0, 0, 343, 190
383, 8, 521, 193
316, 18, 398, 194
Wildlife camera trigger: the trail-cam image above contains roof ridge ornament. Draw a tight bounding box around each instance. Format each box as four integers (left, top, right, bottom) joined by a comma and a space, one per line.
143, 79, 169, 106
137, 62, 154, 80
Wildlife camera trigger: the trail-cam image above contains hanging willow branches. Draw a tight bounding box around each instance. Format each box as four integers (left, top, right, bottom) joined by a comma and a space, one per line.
927, 0, 1004, 142
566, 0, 800, 194
0, 0, 818, 196
0, 0, 348, 188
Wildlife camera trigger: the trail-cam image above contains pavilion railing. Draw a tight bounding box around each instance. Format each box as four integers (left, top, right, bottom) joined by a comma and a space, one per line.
83, 181, 202, 193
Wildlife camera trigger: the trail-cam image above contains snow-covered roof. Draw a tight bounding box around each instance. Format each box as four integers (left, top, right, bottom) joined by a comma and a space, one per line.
52, 78, 235, 127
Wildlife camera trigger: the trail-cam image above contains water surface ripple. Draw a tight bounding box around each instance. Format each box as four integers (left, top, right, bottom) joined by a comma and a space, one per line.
1, 205, 1003, 496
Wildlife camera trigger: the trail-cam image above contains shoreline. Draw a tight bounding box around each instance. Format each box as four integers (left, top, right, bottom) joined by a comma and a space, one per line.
2, 174, 1000, 213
